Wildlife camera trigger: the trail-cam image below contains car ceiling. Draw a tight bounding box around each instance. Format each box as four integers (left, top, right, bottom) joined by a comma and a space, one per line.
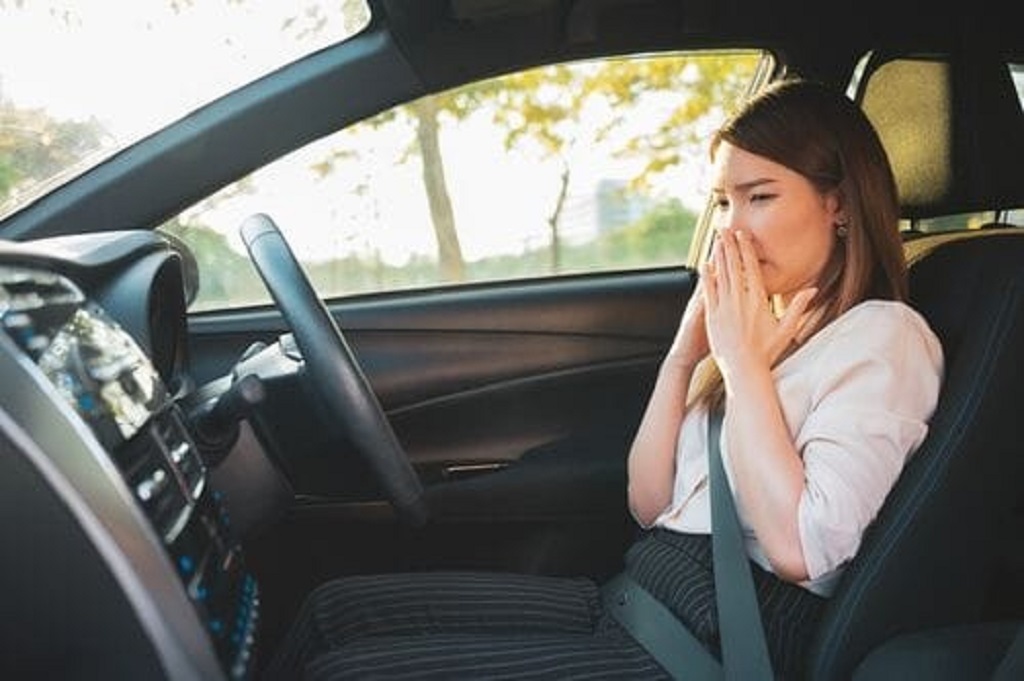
0, 0, 1018, 243
380, 0, 1020, 84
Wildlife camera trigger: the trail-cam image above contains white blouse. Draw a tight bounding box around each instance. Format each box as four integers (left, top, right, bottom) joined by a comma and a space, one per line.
652, 300, 944, 596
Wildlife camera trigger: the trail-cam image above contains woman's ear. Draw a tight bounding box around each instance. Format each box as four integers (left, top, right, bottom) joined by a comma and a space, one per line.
824, 192, 850, 238
825, 190, 845, 224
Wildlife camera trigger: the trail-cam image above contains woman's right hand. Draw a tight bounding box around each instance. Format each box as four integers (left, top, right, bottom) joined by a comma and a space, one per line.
665, 278, 710, 372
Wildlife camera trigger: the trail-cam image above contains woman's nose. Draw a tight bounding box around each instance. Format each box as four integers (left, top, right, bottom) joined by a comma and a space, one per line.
716, 209, 742, 233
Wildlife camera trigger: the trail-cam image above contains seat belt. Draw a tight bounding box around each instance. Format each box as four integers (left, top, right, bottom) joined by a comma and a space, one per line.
602, 572, 723, 680
992, 622, 1024, 680
707, 408, 775, 680
603, 408, 775, 680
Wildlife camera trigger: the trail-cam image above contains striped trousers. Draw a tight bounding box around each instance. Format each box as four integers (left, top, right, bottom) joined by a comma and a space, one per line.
263, 530, 825, 680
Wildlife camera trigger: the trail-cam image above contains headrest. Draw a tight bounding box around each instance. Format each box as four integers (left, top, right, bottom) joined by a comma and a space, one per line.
858, 48, 1024, 220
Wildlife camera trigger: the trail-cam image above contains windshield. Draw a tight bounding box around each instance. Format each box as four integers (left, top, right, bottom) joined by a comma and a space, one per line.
0, 1, 370, 221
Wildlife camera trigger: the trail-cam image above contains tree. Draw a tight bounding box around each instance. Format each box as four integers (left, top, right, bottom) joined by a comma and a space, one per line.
161, 216, 266, 310
236, 9, 759, 284
487, 63, 592, 273
0, 95, 107, 207
467, 54, 757, 271
409, 97, 465, 281
589, 55, 757, 184
310, 53, 758, 284
312, 86, 480, 283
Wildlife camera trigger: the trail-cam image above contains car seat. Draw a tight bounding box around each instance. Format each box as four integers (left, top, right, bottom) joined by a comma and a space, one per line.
804, 41, 1024, 678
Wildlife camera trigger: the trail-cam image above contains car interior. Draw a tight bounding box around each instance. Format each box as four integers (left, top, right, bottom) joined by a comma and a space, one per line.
0, 1, 1021, 679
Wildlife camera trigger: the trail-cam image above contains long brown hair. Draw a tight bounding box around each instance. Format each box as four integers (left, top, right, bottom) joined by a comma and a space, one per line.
691, 79, 906, 409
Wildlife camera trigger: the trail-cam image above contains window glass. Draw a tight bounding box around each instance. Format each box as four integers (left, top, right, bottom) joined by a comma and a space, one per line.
1010, 62, 1023, 228
1011, 62, 1024, 108
901, 212, 1007, 234
0, 1, 370, 221
162, 51, 765, 312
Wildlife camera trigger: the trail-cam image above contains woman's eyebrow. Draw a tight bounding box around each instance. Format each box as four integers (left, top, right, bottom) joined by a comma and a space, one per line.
711, 177, 778, 193
735, 177, 778, 192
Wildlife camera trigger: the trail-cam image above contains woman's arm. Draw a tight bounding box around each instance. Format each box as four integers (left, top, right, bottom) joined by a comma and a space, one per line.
790, 304, 943, 581
627, 281, 709, 526
722, 360, 809, 581
627, 360, 696, 526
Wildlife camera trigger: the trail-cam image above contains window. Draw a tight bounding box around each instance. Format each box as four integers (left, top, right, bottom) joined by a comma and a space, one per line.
901, 211, 1014, 234
162, 51, 765, 312
0, 1, 370, 221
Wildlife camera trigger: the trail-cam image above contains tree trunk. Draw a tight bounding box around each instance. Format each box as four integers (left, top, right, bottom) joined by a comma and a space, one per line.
411, 99, 465, 282
547, 162, 570, 273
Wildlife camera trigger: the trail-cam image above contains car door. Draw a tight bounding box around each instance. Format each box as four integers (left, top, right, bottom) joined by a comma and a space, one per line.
165, 50, 769, 627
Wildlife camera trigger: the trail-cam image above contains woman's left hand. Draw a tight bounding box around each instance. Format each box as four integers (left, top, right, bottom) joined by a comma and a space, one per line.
702, 229, 816, 378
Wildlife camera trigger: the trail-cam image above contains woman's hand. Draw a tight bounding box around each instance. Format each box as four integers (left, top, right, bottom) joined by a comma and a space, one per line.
665, 278, 711, 372
701, 228, 815, 580
702, 229, 815, 379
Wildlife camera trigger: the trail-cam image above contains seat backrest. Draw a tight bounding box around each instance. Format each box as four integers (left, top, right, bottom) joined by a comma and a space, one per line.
805, 232, 1024, 680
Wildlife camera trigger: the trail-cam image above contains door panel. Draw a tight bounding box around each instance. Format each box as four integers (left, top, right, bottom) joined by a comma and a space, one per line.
188, 267, 695, 634
188, 266, 694, 502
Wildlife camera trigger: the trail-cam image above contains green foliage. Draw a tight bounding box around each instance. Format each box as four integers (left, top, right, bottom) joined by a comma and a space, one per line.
166, 197, 698, 312
0, 96, 107, 209
161, 217, 267, 309
586, 198, 698, 267
487, 53, 759, 185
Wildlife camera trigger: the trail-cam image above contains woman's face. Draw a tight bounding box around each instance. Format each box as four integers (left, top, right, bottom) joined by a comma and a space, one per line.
709, 141, 842, 303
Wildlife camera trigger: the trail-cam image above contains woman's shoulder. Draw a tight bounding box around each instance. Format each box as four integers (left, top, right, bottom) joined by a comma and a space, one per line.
816, 299, 944, 364
835, 299, 936, 337
837, 298, 929, 325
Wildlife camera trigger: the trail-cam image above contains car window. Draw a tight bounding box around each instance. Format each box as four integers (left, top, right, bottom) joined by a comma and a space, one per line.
0, 1, 370, 222
162, 51, 766, 312
901, 211, 1016, 233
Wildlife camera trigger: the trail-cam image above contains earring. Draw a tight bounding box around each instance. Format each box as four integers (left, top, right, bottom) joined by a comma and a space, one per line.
836, 219, 849, 237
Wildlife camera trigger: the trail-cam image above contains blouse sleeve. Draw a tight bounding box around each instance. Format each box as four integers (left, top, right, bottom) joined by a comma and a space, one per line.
796, 304, 944, 580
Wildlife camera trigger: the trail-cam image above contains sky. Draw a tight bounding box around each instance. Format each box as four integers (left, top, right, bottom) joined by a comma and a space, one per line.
0, 1, 357, 137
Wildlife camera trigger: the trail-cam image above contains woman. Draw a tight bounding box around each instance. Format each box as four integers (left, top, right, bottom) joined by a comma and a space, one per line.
264, 79, 944, 680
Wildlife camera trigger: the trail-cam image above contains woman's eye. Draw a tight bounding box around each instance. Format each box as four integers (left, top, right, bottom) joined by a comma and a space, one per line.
713, 197, 730, 211
750, 193, 775, 203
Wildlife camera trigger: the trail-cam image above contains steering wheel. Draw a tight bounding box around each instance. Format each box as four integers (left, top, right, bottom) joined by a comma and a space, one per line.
240, 213, 428, 527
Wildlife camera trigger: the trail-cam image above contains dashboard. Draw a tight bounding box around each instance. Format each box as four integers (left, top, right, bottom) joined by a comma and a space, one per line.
0, 232, 253, 680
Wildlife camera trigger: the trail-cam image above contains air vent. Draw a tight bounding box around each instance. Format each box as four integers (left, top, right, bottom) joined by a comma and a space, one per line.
117, 419, 192, 544
0, 266, 84, 313
154, 407, 207, 501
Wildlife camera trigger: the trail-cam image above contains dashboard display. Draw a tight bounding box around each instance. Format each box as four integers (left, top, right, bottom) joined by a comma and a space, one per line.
39, 305, 167, 446
1, 266, 167, 449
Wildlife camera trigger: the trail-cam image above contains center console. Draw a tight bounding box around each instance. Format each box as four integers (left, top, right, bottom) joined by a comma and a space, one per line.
0, 264, 258, 679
